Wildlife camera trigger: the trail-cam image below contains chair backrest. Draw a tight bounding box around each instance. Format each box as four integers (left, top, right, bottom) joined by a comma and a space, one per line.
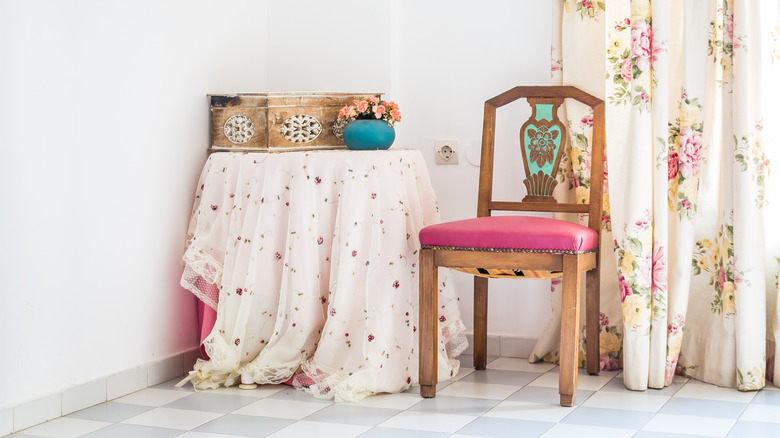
477, 86, 605, 234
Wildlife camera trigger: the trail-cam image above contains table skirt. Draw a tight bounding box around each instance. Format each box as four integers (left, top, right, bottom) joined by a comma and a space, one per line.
180, 150, 467, 402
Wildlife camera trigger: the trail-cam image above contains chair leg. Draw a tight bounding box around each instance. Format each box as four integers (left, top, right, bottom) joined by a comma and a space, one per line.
559, 254, 583, 407
473, 276, 488, 370
586, 268, 601, 375
419, 248, 438, 398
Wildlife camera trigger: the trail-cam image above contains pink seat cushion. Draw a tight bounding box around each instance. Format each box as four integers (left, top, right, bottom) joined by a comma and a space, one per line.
420, 216, 598, 254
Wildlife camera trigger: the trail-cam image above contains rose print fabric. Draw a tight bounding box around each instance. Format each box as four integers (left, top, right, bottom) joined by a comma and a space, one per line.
531, 0, 625, 375
180, 150, 467, 401
545, 0, 780, 392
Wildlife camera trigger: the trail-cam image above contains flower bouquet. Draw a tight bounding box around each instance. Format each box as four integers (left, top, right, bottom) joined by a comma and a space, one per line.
334, 97, 401, 132
334, 96, 401, 150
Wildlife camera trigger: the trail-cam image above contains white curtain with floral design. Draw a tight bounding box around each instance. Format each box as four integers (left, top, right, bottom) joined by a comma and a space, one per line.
537, 0, 780, 392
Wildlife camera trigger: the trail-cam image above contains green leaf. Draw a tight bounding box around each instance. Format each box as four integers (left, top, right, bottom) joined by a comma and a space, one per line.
628, 237, 643, 255
575, 133, 589, 148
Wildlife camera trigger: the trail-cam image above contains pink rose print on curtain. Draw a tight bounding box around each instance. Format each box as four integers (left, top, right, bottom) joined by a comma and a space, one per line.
631, 21, 653, 72
607, 7, 664, 113
573, 0, 606, 21
619, 275, 632, 302
667, 89, 704, 219
652, 245, 667, 294
665, 314, 685, 385
678, 127, 703, 179
621, 58, 633, 83
707, 0, 746, 82
668, 152, 679, 181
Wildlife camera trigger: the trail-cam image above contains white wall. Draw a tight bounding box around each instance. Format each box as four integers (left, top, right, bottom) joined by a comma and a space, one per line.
0, 0, 269, 408
0, 0, 552, 409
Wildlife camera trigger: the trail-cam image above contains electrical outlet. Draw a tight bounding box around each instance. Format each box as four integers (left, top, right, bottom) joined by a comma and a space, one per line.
434, 139, 459, 165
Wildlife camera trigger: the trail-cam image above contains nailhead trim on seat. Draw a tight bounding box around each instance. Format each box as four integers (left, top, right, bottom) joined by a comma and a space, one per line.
421, 245, 597, 255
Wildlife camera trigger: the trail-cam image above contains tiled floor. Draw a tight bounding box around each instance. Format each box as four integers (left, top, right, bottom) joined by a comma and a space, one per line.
8, 355, 780, 438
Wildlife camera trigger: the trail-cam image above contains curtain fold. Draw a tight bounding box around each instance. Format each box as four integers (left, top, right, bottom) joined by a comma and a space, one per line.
536, 0, 780, 392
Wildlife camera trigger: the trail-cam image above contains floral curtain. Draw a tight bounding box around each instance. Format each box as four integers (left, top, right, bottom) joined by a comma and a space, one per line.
535, 0, 780, 392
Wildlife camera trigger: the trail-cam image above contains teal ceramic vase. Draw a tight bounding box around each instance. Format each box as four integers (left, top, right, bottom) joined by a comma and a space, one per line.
342, 119, 395, 150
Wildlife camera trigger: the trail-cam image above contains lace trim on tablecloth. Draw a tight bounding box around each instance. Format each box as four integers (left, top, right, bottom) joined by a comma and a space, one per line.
180, 245, 222, 311
179, 330, 307, 390
292, 318, 468, 402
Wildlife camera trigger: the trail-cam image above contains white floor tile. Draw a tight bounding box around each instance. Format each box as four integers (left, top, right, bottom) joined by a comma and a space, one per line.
437, 381, 521, 400
378, 411, 476, 433
450, 435, 494, 438
121, 407, 222, 430
267, 420, 370, 438
674, 380, 757, 403
351, 392, 423, 410
202, 384, 285, 397
641, 413, 736, 437
527, 371, 613, 391
453, 366, 475, 380
176, 433, 246, 438
8, 355, 776, 438
232, 398, 328, 419
18, 417, 110, 438
113, 388, 192, 407
62, 379, 107, 415
581, 389, 670, 412
107, 366, 147, 401
740, 403, 780, 423
13, 393, 61, 431
482, 400, 573, 422
572, 373, 615, 391
541, 423, 636, 438
488, 357, 557, 373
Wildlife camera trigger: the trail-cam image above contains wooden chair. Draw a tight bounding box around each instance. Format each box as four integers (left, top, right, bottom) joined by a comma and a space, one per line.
418, 86, 604, 406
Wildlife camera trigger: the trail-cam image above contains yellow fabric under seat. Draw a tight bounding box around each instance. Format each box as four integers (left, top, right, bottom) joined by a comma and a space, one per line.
453, 267, 562, 279
453, 268, 563, 280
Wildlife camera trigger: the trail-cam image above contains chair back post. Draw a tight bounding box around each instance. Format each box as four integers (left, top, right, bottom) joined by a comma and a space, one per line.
477, 102, 497, 218
587, 102, 605, 240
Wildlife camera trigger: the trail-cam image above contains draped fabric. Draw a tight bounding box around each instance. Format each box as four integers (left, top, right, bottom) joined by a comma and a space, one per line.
180, 150, 466, 402
534, 0, 780, 392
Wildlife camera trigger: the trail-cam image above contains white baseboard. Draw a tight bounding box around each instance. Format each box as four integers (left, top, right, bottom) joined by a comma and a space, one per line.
2, 347, 200, 436
460, 333, 537, 359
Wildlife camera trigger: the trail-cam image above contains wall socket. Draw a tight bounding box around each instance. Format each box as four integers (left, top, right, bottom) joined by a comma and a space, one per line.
434, 139, 459, 165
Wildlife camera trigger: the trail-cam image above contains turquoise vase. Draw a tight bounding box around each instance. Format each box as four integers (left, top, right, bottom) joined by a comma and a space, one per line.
342, 119, 395, 150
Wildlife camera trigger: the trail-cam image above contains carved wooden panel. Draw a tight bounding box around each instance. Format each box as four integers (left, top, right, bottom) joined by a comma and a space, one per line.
519, 98, 567, 202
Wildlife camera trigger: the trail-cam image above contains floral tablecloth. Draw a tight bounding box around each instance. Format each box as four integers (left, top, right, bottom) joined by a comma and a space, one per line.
180, 149, 466, 402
